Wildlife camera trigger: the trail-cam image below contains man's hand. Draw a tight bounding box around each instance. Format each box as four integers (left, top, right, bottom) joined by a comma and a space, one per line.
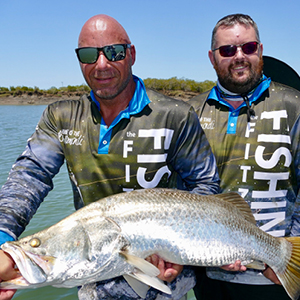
221, 260, 247, 272
0, 250, 18, 300
221, 261, 281, 285
263, 266, 281, 285
0, 290, 16, 300
146, 254, 183, 283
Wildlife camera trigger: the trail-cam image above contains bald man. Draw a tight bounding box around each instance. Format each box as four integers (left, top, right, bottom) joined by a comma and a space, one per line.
0, 15, 220, 299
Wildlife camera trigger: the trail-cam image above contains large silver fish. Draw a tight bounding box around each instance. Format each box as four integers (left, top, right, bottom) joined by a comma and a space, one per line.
1, 189, 300, 299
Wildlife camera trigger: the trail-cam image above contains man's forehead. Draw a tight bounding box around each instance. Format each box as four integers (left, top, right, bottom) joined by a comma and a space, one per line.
217, 24, 254, 34
93, 19, 107, 31
215, 24, 256, 43
79, 16, 130, 47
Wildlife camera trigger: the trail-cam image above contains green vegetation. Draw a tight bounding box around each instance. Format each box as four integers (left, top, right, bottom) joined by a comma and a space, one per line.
144, 77, 216, 93
0, 85, 91, 97
0, 78, 216, 98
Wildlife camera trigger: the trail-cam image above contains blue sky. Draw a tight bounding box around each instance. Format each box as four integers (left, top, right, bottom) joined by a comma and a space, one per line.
1, 0, 299, 90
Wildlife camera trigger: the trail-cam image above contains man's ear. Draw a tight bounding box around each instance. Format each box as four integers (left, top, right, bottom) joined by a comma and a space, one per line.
259, 43, 263, 56
208, 50, 215, 66
130, 44, 136, 66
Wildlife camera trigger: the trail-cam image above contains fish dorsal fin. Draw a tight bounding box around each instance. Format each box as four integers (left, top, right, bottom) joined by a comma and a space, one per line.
213, 192, 256, 225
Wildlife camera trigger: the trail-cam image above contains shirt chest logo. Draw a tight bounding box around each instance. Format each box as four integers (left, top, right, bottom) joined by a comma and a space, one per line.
58, 129, 84, 146
200, 117, 215, 130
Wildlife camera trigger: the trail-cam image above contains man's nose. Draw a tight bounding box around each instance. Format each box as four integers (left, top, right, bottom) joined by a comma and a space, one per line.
94, 52, 109, 69
234, 46, 246, 58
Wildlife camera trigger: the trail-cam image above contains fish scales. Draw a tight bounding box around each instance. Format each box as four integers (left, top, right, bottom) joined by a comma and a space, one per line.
102, 189, 280, 267
1, 188, 300, 300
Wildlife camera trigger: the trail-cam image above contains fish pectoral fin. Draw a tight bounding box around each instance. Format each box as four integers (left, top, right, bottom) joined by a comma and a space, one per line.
120, 252, 171, 296
244, 260, 265, 270
119, 251, 160, 277
123, 274, 150, 298
124, 270, 172, 297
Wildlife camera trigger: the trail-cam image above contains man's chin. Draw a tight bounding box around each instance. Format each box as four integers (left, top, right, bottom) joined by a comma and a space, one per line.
93, 88, 119, 100
231, 71, 250, 83
220, 79, 254, 94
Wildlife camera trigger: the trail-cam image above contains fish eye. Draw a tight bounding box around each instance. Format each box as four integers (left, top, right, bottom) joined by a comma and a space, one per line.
29, 238, 41, 248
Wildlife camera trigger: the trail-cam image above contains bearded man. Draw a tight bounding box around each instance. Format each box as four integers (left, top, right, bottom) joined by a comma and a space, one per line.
189, 13, 300, 300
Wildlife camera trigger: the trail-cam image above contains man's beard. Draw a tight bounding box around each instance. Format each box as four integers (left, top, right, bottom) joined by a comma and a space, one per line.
93, 64, 133, 101
214, 57, 264, 94
94, 73, 131, 100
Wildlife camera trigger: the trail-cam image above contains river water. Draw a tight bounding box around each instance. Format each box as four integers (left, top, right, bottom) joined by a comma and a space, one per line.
0, 105, 196, 300
0, 105, 78, 299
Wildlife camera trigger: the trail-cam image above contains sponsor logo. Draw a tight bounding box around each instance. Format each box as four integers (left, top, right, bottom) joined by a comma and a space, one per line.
58, 129, 84, 146
200, 117, 215, 130
123, 128, 174, 191
239, 110, 290, 237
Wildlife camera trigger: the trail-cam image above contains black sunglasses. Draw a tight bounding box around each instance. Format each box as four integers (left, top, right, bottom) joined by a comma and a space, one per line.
75, 44, 131, 64
212, 41, 259, 57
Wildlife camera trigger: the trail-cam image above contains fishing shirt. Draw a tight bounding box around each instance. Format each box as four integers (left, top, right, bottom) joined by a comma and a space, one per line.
0, 75, 219, 299
189, 77, 300, 285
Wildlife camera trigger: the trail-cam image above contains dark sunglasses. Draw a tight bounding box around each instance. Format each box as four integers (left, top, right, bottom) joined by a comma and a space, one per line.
212, 41, 259, 57
75, 44, 131, 64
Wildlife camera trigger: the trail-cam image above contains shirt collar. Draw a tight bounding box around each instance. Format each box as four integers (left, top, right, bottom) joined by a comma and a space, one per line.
208, 75, 271, 105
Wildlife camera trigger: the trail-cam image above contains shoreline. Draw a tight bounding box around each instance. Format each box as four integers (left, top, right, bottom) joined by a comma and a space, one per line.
0, 95, 81, 106
0, 90, 197, 106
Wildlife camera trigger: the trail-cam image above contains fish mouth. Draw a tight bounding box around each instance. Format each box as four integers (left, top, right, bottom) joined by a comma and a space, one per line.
1, 242, 56, 286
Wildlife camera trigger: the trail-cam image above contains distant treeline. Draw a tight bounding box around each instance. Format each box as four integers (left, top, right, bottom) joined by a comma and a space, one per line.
0, 77, 216, 97
144, 77, 216, 93
0, 84, 90, 97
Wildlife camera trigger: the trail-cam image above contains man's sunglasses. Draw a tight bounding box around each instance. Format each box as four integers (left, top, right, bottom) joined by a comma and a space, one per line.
75, 44, 131, 64
212, 41, 259, 57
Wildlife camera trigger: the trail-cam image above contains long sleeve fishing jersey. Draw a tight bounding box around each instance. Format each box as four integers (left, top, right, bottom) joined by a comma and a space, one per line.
0, 76, 220, 299
189, 78, 300, 285
0, 75, 219, 242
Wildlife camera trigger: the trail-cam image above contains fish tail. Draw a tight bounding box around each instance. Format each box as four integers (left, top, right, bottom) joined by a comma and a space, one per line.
276, 237, 300, 300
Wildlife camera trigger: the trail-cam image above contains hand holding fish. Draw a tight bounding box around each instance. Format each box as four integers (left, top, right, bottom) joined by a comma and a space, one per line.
221, 260, 247, 272
0, 289, 15, 300
263, 266, 281, 285
221, 260, 281, 285
145, 254, 183, 282
0, 250, 17, 300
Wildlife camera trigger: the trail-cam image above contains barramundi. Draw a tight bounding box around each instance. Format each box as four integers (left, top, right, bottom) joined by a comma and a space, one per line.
1, 189, 300, 299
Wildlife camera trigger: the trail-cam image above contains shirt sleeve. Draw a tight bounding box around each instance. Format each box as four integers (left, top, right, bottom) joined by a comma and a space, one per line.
0, 106, 64, 239
0, 231, 15, 246
290, 115, 300, 236
170, 106, 220, 195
